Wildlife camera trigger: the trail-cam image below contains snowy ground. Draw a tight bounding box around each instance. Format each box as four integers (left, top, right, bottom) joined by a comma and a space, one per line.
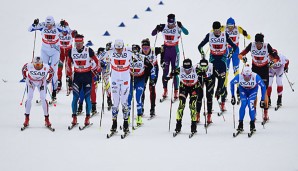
0, 0, 298, 170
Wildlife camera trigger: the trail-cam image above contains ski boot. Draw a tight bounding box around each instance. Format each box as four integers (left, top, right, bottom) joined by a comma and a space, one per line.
196, 112, 200, 123
51, 90, 57, 102
77, 103, 83, 115
107, 96, 113, 111
91, 103, 97, 114
250, 120, 256, 132
174, 89, 179, 100
84, 115, 90, 126
123, 119, 129, 133
57, 80, 62, 92
207, 113, 213, 124
191, 121, 197, 133
220, 102, 226, 111
110, 118, 117, 132
136, 115, 143, 126
268, 96, 271, 107
263, 109, 269, 121
45, 115, 51, 127
277, 95, 282, 106
150, 108, 155, 117
162, 88, 168, 98
237, 120, 244, 132
71, 114, 77, 125
23, 114, 30, 127
175, 119, 182, 133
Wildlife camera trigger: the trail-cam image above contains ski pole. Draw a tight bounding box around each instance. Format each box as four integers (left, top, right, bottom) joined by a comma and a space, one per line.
262, 108, 265, 129
168, 79, 174, 132
202, 77, 207, 134
31, 30, 37, 62
216, 98, 225, 122
100, 73, 105, 127
20, 86, 27, 106
233, 105, 235, 129
153, 34, 158, 49
47, 87, 56, 107
284, 72, 294, 92
180, 35, 186, 60
131, 57, 136, 131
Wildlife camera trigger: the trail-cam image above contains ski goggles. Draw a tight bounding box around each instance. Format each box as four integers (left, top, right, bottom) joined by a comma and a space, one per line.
227, 25, 234, 30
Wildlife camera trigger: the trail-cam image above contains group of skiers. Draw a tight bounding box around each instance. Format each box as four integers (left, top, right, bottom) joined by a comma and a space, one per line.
21, 14, 290, 136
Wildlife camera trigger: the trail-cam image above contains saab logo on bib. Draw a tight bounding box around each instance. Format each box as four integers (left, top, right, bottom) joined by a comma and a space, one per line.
44, 29, 57, 34
240, 81, 255, 86
181, 74, 195, 79
73, 53, 88, 59
30, 71, 45, 76
163, 29, 176, 34
251, 50, 266, 56
210, 38, 225, 43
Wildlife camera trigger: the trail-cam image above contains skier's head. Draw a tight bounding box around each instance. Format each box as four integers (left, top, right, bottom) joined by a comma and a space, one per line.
255, 33, 264, 50
199, 58, 208, 72
241, 64, 252, 82
226, 17, 235, 31
141, 38, 150, 54
132, 44, 140, 53
212, 21, 221, 36
114, 39, 124, 54
45, 16, 55, 29
183, 58, 192, 74
61, 27, 68, 36
33, 56, 43, 70
74, 34, 84, 49
167, 13, 176, 28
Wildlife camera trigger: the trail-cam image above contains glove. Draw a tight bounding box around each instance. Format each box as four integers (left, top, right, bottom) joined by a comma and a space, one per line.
242, 56, 247, 63
60, 20, 66, 27
177, 21, 182, 28
284, 67, 288, 73
155, 24, 163, 32
132, 44, 140, 53
260, 100, 265, 108
231, 96, 236, 105
106, 42, 112, 51
71, 30, 77, 38
228, 50, 234, 59
268, 61, 274, 68
199, 48, 205, 58
150, 79, 156, 86
243, 30, 248, 37
161, 62, 165, 69
66, 76, 72, 87
100, 60, 107, 69
97, 47, 105, 55
33, 18, 39, 26
46, 79, 51, 84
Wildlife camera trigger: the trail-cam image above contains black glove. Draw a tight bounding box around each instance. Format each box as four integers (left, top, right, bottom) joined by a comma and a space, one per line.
33, 18, 39, 26
231, 96, 236, 105
132, 44, 140, 53
242, 56, 247, 63
161, 62, 165, 69
97, 47, 105, 55
150, 79, 156, 86
243, 30, 248, 37
155, 24, 163, 32
260, 100, 265, 108
199, 48, 205, 58
268, 61, 274, 68
60, 20, 66, 27
106, 42, 112, 51
177, 21, 182, 28
284, 67, 288, 73
228, 50, 234, 59
71, 30, 77, 38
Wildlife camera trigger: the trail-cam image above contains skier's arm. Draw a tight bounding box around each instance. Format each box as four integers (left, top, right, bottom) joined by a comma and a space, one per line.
28, 23, 43, 32
256, 75, 266, 101
198, 33, 210, 54
239, 43, 252, 60
226, 33, 238, 52
238, 26, 251, 39
230, 75, 239, 97
46, 66, 54, 82
177, 21, 189, 35
67, 50, 73, 76
89, 48, 100, 73
267, 43, 279, 62
22, 63, 28, 79
151, 24, 165, 36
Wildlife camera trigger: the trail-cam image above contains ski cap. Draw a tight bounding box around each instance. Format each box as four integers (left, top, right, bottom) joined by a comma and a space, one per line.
74, 34, 84, 42
255, 33, 264, 43
183, 58, 192, 69
141, 38, 150, 46
199, 58, 208, 71
242, 64, 252, 81
45, 16, 55, 25
167, 13, 175, 24
212, 21, 221, 29
33, 56, 43, 69
226, 17, 235, 26
114, 39, 124, 49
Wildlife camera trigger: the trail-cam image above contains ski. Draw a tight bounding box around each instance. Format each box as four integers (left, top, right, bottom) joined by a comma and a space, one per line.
189, 132, 197, 138
91, 111, 99, 118
79, 123, 93, 131
68, 123, 79, 130
121, 131, 130, 139
233, 130, 243, 137
217, 110, 226, 116
21, 125, 29, 131
248, 130, 256, 138
107, 131, 118, 139
173, 131, 180, 137
46, 125, 55, 132
132, 123, 143, 130
275, 105, 281, 111
49, 100, 57, 105
148, 115, 156, 120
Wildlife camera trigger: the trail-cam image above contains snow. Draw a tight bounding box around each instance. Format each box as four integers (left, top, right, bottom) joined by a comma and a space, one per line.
0, 0, 298, 170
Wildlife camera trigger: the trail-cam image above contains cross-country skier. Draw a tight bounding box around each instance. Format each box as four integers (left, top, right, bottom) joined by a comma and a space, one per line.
267, 49, 289, 107
21, 56, 54, 128
198, 21, 238, 113
66, 34, 99, 127
28, 16, 70, 102
140, 38, 162, 117
152, 13, 189, 100
230, 65, 266, 132
238, 33, 279, 122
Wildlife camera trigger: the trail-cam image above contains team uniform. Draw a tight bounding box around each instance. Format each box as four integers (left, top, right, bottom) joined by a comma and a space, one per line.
198, 21, 237, 110
67, 36, 99, 126
195, 59, 215, 124
22, 57, 54, 127
239, 33, 279, 121
230, 66, 266, 131
268, 51, 289, 106
173, 59, 199, 133
28, 16, 69, 100
128, 53, 155, 126
152, 14, 189, 98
